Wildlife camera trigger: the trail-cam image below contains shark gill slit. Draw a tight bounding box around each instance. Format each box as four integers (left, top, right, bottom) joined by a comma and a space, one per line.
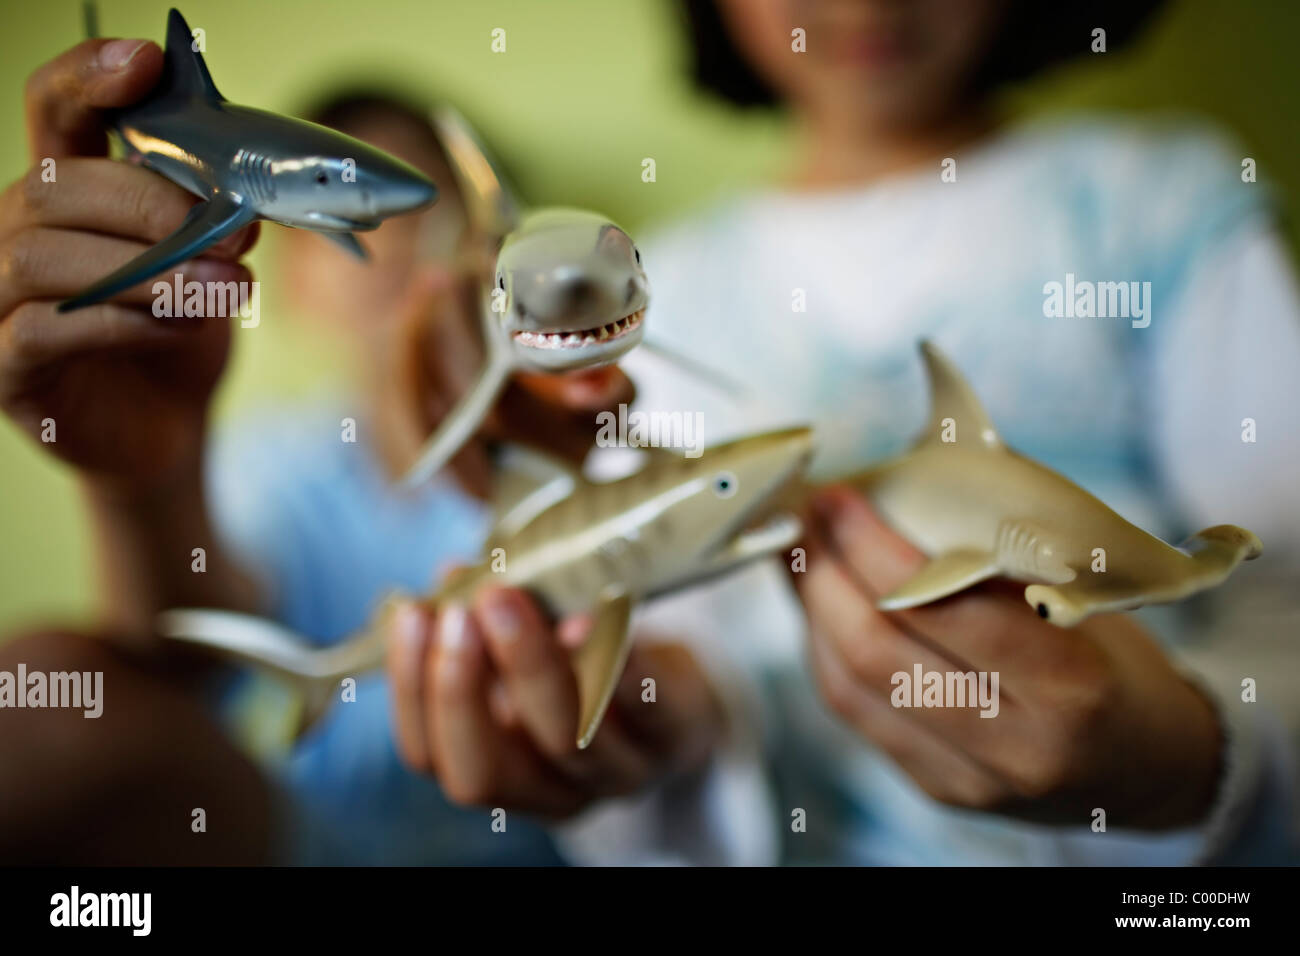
234, 148, 275, 204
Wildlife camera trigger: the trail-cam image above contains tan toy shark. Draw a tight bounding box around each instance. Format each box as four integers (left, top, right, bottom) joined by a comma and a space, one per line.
158, 427, 814, 748
826, 341, 1262, 626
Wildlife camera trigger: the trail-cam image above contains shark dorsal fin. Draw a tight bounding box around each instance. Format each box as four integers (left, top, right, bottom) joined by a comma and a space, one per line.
918, 340, 1003, 450
161, 8, 225, 103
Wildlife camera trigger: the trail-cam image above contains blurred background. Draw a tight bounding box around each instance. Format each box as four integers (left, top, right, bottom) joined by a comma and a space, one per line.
1, 0, 1297, 630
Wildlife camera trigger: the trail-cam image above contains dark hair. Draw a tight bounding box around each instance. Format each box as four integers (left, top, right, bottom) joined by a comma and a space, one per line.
300, 87, 445, 154
298, 87, 522, 197
678, 0, 1169, 109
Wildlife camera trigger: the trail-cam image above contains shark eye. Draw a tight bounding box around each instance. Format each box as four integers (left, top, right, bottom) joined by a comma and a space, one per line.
712, 472, 738, 498
496, 273, 505, 291
314, 170, 329, 185
634, 247, 641, 265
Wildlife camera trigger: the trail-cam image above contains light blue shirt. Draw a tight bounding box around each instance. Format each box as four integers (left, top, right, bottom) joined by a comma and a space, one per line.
209, 412, 565, 865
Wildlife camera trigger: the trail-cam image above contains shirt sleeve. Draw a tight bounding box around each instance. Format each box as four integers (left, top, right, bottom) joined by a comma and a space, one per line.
1146, 219, 1300, 863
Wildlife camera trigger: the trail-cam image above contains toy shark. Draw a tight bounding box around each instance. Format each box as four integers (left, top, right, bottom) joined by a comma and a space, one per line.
154, 344, 1262, 751
58, 7, 438, 313
158, 426, 814, 748
397, 106, 651, 489
824, 341, 1263, 626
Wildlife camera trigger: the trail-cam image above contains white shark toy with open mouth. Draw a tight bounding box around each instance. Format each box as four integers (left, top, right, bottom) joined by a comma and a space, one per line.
397, 107, 652, 488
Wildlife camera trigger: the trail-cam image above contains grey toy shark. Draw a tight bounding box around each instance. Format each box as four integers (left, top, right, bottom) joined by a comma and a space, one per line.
398, 107, 649, 488
59, 7, 437, 313
158, 427, 814, 748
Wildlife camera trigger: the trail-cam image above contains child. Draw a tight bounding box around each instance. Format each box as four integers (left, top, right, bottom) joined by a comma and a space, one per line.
589, 0, 1300, 863
0, 38, 742, 864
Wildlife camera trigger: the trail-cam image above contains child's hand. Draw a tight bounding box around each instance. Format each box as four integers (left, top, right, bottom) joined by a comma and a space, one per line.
0, 39, 259, 489
792, 487, 1223, 829
383, 259, 634, 499
384, 585, 724, 818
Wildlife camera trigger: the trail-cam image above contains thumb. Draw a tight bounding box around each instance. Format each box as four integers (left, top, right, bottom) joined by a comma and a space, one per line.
25, 38, 164, 162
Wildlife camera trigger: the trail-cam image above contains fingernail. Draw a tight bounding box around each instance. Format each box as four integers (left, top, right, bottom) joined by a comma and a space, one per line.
440, 604, 470, 650
395, 603, 426, 651
481, 591, 521, 643
99, 39, 148, 72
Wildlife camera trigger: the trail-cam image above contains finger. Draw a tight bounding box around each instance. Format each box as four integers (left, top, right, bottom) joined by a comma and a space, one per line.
0, 297, 226, 383
430, 603, 584, 815
609, 642, 722, 770
805, 618, 1011, 810
0, 228, 252, 318
814, 488, 1088, 683
811, 486, 927, 599
428, 604, 501, 802
1, 159, 259, 255
26, 38, 165, 161
385, 601, 435, 772
797, 528, 1027, 759
566, 704, 658, 796
473, 587, 578, 758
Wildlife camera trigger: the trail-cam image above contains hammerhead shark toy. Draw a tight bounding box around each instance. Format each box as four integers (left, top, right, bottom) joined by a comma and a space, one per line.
398, 107, 652, 489
829, 342, 1263, 626
159, 427, 814, 748
59, 7, 438, 312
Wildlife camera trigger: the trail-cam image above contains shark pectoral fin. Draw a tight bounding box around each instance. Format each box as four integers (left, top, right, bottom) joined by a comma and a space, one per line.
917, 340, 1003, 450
570, 591, 635, 750
139, 151, 211, 199
489, 444, 582, 542
319, 231, 369, 260
59, 193, 255, 312
877, 549, 1000, 611
715, 513, 804, 568
399, 355, 513, 489
638, 337, 752, 400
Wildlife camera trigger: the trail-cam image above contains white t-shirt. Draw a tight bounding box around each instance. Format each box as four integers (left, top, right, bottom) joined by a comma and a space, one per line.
593, 113, 1300, 864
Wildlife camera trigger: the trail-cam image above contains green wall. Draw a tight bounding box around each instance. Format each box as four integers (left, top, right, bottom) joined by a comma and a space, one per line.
0, 0, 1296, 630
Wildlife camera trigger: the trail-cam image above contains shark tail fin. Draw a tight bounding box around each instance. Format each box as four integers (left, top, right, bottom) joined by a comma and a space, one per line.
916, 340, 1004, 451
158, 8, 225, 104
156, 608, 388, 737
1181, 525, 1263, 579
430, 105, 521, 241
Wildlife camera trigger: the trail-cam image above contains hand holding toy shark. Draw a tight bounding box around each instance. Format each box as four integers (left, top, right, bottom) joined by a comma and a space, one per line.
59, 8, 438, 313
154, 344, 1262, 749
160, 427, 814, 748
827, 342, 1261, 625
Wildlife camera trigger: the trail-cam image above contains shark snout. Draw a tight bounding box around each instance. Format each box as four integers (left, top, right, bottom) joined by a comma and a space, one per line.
372, 174, 437, 217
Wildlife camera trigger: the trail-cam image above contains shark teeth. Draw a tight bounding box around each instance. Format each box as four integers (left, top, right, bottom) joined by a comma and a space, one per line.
513, 308, 645, 349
